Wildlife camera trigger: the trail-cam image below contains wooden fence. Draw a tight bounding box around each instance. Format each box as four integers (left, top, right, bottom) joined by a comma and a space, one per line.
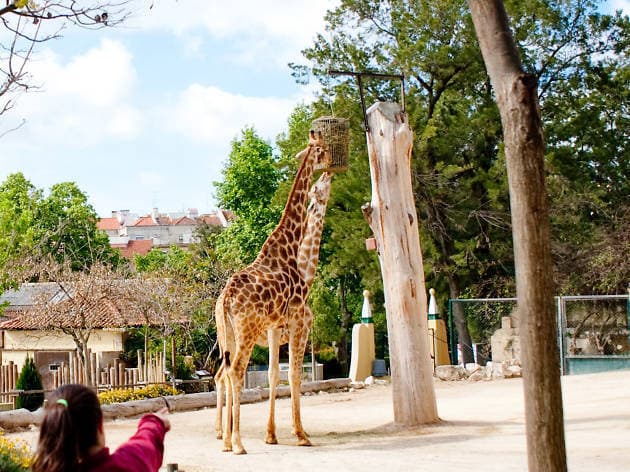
51, 349, 166, 389
0, 349, 167, 406
0, 362, 19, 403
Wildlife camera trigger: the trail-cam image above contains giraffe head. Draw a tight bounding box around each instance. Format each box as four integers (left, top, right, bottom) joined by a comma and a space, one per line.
307, 172, 332, 213
308, 130, 333, 172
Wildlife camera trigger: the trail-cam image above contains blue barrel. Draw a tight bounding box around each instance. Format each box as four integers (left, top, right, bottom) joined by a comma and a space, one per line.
372, 359, 388, 377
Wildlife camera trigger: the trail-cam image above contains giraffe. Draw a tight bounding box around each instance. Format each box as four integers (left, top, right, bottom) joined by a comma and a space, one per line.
214, 131, 332, 454
259, 171, 333, 445
214, 171, 334, 445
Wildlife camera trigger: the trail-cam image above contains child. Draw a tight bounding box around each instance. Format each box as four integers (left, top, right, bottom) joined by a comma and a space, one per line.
32, 383, 170, 472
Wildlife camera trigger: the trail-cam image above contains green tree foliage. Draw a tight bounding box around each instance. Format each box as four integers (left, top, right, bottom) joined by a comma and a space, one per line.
213, 127, 283, 265
0, 173, 39, 290
133, 241, 228, 372
0, 173, 119, 293
292, 0, 629, 363
15, 357, 44, 411
35, 181, 120, 270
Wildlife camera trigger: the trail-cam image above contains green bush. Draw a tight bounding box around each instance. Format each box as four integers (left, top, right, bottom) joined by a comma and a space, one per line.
15, 358, 44, 411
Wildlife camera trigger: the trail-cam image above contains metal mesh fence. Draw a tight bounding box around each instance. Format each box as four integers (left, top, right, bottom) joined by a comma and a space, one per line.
448, 294, 630, 374
448, 298, 517, 365
558, 295, 630, 374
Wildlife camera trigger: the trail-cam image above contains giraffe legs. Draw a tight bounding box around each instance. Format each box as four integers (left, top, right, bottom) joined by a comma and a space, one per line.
266, 328, 281, 445
214, 363, 225, 440
224, 344, 253, 455
288, 313, 312, 447
223, 364, 234, 452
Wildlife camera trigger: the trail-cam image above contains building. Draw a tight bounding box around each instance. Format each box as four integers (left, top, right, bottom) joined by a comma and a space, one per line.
0, 283, 155, 390
97, 207, 233, 259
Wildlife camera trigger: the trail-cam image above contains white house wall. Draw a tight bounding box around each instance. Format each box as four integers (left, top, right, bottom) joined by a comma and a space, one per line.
2, 329, 125, 370
127, 224, 197, 246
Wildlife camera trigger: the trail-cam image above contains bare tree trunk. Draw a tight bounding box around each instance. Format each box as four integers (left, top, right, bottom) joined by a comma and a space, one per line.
362, 101, 438, 425
69, 330, 93, 386
337, 277, 352, 376
447, 274, 474, 364
171, 335, 177, 382
469, 1, 567, 470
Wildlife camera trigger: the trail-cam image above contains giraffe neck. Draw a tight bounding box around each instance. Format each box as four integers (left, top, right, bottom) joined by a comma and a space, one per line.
297, 174, 332, 286
297, 201, 328, 286
254, 145, 316, 267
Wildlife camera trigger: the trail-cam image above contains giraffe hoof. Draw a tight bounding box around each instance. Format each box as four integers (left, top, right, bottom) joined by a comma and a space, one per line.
222, 446, 232, 453
234, 447, 247, 455
265, 434, 278, 445
297, 437, 312, 447
216, 432, 223, 440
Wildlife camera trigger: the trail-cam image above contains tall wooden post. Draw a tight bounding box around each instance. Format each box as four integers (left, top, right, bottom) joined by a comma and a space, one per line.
469, 1, 567, 470
362, 101, 438, 425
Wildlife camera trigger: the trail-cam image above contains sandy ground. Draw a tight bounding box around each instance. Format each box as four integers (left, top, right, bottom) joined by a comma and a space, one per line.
8, 370, 630, 472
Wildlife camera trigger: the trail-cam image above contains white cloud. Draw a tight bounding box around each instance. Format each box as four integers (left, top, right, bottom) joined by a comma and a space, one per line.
129, 1, 337, 67
166, 84, 298, 145
8, 38, 141, 147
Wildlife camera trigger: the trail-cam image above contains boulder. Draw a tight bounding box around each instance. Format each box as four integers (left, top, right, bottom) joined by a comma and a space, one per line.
435, 365, 466, 381
465, 363, 481, 374
468, 371, 483, 382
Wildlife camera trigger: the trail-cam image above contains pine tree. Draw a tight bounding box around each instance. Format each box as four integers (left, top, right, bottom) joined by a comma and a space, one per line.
15, 357, 44, 411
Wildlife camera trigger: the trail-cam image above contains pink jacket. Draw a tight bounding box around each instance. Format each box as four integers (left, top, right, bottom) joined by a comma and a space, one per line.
82, 414, 167, 472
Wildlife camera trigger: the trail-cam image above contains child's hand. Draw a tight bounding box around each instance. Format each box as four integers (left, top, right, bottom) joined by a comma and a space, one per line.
154, 407, 171, 432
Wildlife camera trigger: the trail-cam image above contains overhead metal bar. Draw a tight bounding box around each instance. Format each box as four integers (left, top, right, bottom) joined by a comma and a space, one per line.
328, 69, 405, 132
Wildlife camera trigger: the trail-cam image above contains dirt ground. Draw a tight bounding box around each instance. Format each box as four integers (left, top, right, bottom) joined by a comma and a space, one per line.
8, 370, 630, 471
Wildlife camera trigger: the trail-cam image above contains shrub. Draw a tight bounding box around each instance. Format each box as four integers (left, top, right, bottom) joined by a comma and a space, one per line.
0, 433, 33, 471
15, 357, 44, 411
98, 384, 179, 405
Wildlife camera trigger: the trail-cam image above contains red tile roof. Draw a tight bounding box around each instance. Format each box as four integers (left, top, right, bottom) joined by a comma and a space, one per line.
117, 240, 153, 259
0, 298, 147, 330
198, 214, 222, 226
97, 217, 121, 231
0, 282, 190, 330
172, 216, 196, 226
133, 215, 157, 227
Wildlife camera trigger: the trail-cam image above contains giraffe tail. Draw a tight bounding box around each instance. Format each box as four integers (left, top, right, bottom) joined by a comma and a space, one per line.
215, 289, 232, 367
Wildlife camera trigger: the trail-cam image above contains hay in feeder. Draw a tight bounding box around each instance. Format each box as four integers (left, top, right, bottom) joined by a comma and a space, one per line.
311, 116, 350, 172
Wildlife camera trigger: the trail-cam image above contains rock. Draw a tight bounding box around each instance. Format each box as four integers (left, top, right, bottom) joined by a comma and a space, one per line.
375, 379, 389, 386
0, 408, 37, 429
491, 363, 505, 379
435, 365, 466, 381
465, 363, 481, 374
483, 364, 493, 380
468, 371, 483, 382
364, 376, 375, 385
507, 365, 522, 377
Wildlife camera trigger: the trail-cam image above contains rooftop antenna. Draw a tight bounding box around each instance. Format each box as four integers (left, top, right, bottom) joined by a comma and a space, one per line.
328, 69, 405, 132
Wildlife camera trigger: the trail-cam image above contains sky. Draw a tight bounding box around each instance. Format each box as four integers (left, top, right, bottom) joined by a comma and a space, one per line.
0, 0, 627, 219
0, 0, 338, 218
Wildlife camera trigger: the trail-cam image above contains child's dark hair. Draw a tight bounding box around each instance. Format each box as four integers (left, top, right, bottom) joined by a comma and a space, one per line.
32, 383, 103, 472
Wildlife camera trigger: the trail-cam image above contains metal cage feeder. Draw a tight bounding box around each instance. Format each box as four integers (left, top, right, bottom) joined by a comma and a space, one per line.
311, 116, 350, 173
